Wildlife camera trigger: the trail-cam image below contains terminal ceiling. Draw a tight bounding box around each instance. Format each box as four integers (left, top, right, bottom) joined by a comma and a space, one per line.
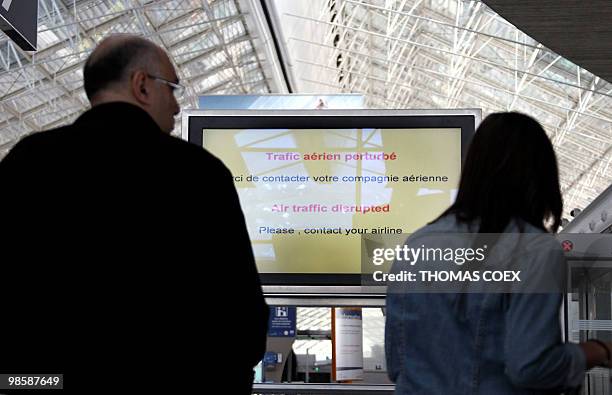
0, 0, 610, 218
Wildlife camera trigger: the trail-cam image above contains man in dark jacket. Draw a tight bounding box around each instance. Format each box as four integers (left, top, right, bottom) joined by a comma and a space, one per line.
0, 34, 268, 393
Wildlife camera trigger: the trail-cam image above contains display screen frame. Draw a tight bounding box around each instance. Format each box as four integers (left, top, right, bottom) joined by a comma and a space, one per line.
182, 109, 480, 294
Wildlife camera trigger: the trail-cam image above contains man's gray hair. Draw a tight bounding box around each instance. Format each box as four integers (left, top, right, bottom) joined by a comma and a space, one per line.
83, 34, 162, 100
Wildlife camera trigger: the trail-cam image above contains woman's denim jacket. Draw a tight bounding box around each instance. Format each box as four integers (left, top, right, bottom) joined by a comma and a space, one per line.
385, 216, 585, 394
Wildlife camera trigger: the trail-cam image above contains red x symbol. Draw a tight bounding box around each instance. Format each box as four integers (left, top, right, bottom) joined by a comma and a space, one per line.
562, 240, 574, 252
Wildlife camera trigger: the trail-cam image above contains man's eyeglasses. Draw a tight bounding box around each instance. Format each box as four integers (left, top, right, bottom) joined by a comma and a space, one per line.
147, 74, 185, 98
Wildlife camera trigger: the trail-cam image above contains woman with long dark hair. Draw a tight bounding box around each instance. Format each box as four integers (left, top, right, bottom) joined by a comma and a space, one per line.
385, 112, 610, 394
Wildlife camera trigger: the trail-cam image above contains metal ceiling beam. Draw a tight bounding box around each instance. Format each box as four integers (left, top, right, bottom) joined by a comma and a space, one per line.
237, 0, 285, 93
343, 0, 546, 51
258, 0, 297, 92
0, 1, 259, 131
290, 37, 612, 124
286, 13, 612, 99
482, 0, 612, 83
201, 0, 248, 94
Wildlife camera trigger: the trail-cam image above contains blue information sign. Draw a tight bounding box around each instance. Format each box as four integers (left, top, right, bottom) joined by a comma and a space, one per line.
268, 306, 296, 337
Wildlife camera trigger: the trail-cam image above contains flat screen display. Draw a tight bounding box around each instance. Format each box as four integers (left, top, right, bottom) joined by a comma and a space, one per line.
186, 110, 477, 286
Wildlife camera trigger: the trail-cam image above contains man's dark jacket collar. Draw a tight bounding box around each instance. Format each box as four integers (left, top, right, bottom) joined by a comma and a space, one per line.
74, 102, 162, 134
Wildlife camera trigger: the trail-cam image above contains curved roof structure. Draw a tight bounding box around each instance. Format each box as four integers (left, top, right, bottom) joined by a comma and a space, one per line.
0, 0, 610, 218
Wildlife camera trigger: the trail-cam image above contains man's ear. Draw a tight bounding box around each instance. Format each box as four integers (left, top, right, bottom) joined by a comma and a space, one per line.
131, 70, 150, 104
